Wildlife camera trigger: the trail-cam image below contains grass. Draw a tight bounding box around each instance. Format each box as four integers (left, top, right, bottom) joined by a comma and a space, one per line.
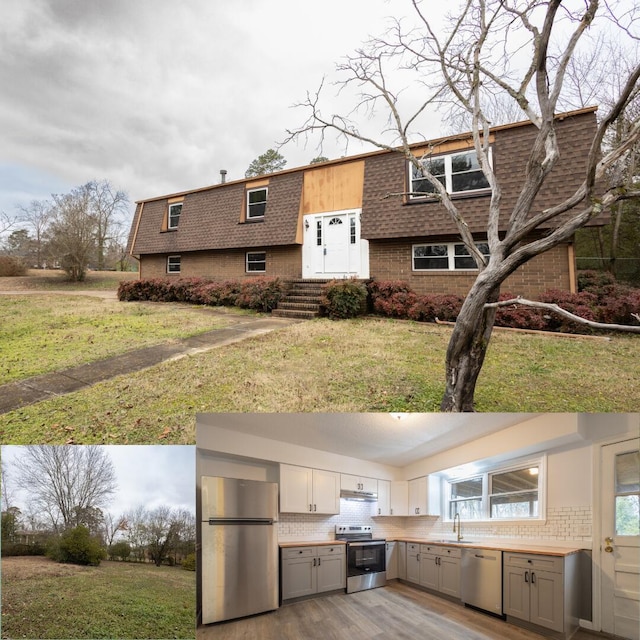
1, 317, 638, 444
0, 295, 238, 384
1, 556, 195, 639
0, 268, 138, 291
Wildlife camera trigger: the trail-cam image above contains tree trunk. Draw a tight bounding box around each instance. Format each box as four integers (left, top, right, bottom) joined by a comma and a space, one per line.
440, 277, 500, 411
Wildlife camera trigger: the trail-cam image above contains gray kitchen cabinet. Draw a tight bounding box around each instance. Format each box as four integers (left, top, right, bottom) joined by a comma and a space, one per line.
386, 541, 398, 580
419, 545, 461, 599
281, 545, 346, 601
406, 543, 421, 584
397, 541, 407, 580
503, 552, 573, 635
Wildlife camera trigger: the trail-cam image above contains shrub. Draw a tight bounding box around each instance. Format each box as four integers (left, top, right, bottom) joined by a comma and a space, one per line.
493, 293, 547, 330
191, 280, 241, 306
235, 277, 286, 312
1, 542, 46, 557
537, 289, 599, 333
0, 256, 27, 277
577, 269, 616, 293
108, 541, 132, 561
182, 553, 196, 571
408, 294, 464, 323
48, 526, 106, 566
320, 279, 368, 319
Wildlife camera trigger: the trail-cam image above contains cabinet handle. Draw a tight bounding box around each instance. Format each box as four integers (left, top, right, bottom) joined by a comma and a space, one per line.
531, 572, 536, 584
313, 558, 316, 566
390, 509, 393, 515
314, 504, 317, 512
378, 508, 381, 515
524, 571, 529, 583
318, 557, 321, 566
309, 504, 313, 512
417, 554, 420, 562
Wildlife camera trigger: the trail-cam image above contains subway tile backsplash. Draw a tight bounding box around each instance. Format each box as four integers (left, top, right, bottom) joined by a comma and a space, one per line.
278, 501, 592, 544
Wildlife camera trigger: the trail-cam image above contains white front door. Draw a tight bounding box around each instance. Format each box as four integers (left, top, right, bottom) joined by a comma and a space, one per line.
302, 209, 369, 278
601, 437, 640, 640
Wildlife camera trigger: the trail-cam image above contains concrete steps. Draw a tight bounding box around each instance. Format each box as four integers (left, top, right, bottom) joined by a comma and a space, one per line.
272, 279, 330, 320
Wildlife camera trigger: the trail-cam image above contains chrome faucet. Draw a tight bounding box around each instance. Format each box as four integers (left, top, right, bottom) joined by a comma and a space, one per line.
453, 513, 463, 542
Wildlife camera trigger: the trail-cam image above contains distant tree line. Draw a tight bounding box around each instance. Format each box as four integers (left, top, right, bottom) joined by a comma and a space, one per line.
1, 446, 194, 569
0, 179, 132, 281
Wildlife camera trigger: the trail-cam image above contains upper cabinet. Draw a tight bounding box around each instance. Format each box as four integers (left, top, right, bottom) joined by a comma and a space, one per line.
280, 464, 340, 514
374, 480, 409, 517
408, 476, 441, 516
340, 474, 378, 493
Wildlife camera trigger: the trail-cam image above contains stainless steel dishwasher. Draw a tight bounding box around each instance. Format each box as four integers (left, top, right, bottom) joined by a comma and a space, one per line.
461, 547, 503, 616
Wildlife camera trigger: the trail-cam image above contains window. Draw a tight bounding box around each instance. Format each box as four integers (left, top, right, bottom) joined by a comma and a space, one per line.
350, 217, 357, 245
413, 242, 490, 271
316, 220, 322, 246
246, 251, 266, 272
247, 188, 268, 219
167, 255, 181, 274
410, 149, 491, 198
168, 202, 182, 229
615, 451, 639, 536
446, 459, 544, 522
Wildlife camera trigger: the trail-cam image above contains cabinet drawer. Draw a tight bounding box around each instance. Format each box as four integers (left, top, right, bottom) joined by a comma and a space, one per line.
420, 545, 462, 559
503, 552, 563, 573
317, 545, 345, 557
407, 543, 420, 553
283, 546, 316, 559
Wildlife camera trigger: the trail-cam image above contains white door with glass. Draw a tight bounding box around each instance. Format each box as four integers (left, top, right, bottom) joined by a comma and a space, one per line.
600, 437, 639, 640
302, 210, 369, 278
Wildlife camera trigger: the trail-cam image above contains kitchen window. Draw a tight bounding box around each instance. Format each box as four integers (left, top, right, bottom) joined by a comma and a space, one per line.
247, 187, 268, 219
168, 202, 182, 229
167, 255, 181, 274
246, 251, 266, 272
410, 149, 491, 198
446, 458, 544, 521
413, 242, 490, 271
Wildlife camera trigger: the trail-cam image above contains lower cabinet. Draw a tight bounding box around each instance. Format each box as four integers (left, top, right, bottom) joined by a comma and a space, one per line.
419, 545, 462, 599
406, 543, 421, 584
281, 545, 346, 601
386, 542, 398, 580
503, 552, 571, 635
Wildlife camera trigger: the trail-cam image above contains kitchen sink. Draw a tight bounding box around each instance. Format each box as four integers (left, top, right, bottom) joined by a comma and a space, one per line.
430, 539, 474, 544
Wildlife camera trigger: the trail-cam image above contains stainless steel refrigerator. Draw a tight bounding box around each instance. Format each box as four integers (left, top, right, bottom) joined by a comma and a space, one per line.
200, 476, 279, 624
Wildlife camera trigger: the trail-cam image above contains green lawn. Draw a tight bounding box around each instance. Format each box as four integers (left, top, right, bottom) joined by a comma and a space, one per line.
0, 294, 239, 384
1, 317, 638, 444
1, 557, 195, 639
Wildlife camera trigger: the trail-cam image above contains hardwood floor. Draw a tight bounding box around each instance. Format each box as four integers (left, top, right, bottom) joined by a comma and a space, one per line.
197, 582, 610, 640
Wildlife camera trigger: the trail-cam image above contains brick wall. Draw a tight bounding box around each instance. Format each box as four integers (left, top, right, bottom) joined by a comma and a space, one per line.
139, 246, 302, 280
369, 239, 572, 297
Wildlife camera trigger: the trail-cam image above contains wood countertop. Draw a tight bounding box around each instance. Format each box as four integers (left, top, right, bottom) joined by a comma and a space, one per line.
390, 538, 584, 556
279, 540, 348, 548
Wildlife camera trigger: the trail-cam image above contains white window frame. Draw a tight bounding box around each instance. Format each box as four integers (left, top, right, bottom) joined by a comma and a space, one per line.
445, 456, 547, 523
412, 242, 490, 271
246, 251, 266, 273
409, 148, 492, 199
246, 187, 268, 220
167, 255, 181, 274
168, 202, 182, 229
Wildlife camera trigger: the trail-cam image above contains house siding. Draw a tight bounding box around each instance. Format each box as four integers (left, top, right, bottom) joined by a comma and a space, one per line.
369, 239, 572, 297
139, 246, 302, 281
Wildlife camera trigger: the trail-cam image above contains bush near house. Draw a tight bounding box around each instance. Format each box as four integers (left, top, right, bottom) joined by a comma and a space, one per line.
1, 542, 47, 557
367, 273, 640, 334
320, 279, 368, 319
181, 553, 196, 571
117, 276, 286, 312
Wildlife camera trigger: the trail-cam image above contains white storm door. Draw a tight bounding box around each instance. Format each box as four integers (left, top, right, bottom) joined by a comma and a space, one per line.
601, 437, 640, 640
323, 215, 349, 273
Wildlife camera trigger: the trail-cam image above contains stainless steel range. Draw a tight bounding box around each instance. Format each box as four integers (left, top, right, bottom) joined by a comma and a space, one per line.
335, 525, 386, 593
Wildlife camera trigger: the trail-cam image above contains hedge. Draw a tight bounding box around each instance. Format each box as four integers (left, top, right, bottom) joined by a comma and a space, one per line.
118, 276, 286, 312
320, 279, 368, 319
366, 274, 640, 334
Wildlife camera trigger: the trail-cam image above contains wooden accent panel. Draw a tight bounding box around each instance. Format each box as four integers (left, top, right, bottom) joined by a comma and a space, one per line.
245, 178, 270, 189
168, 196, 184, 204
302, 160, 365, 214
411, 133, 495, 158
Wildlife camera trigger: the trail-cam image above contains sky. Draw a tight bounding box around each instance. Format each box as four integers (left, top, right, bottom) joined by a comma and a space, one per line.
0, 0, 434, 219
1, 445, 195, 518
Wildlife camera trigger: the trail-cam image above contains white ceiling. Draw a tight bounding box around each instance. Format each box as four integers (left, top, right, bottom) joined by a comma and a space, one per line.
197, 413, 539, 467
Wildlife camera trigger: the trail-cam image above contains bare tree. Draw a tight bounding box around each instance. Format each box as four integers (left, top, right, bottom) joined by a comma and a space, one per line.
103, 511, 128, 548
14, 446, 117, 532
124, 505, 149, 562
286, 0, 640, 411
1, 454, 16, 509
86, 180, 130, 271
0, 211, 18, 237
18, 200, 51, 268
145, 505, 180, 567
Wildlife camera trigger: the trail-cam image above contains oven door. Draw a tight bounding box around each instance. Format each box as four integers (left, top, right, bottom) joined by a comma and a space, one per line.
346, 541, 386, 593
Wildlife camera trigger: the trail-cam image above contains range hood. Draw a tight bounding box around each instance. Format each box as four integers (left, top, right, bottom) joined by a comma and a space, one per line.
340, 489, 378, 502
